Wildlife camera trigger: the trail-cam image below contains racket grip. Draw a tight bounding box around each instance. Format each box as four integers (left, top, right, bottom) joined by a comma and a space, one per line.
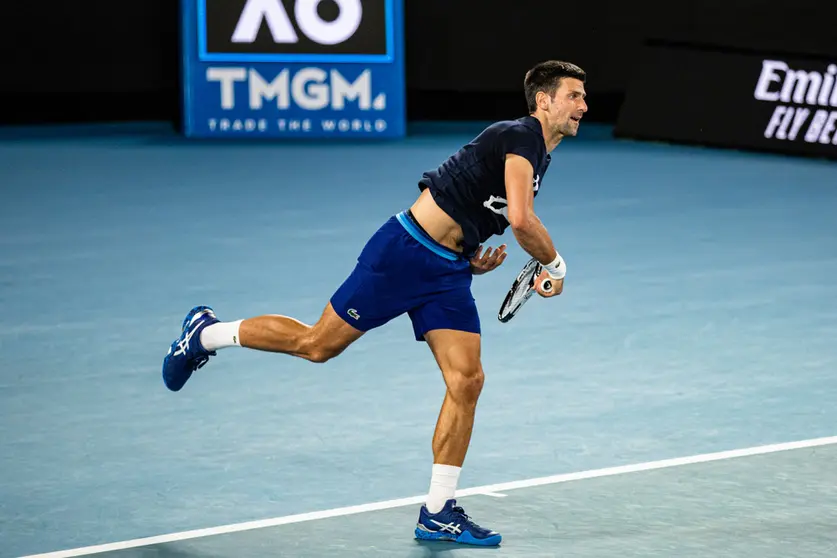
541, 279, 553, 293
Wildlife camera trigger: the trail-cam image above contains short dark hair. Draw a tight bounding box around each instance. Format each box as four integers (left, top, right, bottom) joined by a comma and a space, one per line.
524, 61, 586, 113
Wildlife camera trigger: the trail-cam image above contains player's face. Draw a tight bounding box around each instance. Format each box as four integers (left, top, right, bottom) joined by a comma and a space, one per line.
546, 78, 588, 137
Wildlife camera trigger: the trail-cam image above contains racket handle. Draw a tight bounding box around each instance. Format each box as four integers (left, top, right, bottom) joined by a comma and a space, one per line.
541, 279, 553, 293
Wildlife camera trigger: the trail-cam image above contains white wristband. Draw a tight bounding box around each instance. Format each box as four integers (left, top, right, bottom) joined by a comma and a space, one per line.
543, 252, 566, 280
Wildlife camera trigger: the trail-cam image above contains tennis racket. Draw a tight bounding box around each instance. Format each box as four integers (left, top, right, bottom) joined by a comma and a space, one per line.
497, 258, 553, 322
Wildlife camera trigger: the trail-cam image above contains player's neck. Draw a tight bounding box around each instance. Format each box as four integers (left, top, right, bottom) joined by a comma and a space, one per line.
531, 113, 564, 152
545, 133, 564, 152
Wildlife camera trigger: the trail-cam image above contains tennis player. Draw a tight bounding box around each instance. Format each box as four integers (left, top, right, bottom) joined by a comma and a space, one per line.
162, 60, 587, 546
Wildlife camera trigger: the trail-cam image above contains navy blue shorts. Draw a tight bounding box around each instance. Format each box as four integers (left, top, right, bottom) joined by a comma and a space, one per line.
330, 210, 479, 341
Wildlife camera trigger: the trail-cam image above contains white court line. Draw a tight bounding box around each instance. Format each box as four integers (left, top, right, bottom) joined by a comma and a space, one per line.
481, 492, 508, 498
20, 435, 837, 558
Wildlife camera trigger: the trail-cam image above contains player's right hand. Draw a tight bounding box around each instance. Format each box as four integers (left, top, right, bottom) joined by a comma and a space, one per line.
535, 269, 563, 297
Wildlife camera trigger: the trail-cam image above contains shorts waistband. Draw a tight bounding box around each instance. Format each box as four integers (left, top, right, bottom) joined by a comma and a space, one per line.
396, 210, 462, 262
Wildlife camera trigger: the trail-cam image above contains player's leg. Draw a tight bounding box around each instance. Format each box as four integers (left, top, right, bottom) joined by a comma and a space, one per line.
161, 301, 365, 392
410, 294, 501, 546
213, 302, 364, 362
161, 214, 410, 392
425, 327, 484, 491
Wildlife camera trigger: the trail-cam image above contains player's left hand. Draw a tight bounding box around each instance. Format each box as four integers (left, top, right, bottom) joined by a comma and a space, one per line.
470, 244, 507, 275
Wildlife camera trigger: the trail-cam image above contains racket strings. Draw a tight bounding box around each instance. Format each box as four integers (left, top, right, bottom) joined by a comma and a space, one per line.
498, 258, 542, 322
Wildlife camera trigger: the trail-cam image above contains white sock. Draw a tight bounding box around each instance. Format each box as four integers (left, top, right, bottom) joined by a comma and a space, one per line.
200, 320, 243, 351
426, 464, 461, 514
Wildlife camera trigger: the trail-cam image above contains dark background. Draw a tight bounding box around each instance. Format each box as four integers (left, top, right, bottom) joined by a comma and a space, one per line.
204, 0, 388, 56
615, 42, 837, 159
1, 0, 834, 127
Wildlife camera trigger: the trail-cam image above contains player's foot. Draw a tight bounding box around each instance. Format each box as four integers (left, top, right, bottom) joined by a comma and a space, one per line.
414, 499, 502, 546
162, 306, 219, 391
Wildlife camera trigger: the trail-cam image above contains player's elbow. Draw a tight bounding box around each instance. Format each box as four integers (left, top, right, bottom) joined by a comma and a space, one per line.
507, 209, 531, 233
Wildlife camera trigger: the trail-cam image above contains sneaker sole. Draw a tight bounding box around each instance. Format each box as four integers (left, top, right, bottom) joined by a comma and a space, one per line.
414, 527, 502, 546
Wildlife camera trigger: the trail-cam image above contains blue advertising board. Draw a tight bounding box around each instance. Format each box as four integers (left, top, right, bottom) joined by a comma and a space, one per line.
180, 0, 405, 138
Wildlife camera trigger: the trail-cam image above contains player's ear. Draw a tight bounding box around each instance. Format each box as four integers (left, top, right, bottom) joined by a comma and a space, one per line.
535, 91, 549, 111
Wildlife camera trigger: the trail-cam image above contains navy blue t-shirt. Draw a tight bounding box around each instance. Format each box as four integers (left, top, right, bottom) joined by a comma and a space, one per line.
418, 116, 551, 257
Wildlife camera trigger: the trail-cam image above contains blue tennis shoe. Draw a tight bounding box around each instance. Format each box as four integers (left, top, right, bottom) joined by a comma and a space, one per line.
162, 306, 219, 391
415, 499, 502, 546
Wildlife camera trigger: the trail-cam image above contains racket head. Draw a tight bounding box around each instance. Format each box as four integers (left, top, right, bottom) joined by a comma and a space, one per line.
497, 258, 542, 322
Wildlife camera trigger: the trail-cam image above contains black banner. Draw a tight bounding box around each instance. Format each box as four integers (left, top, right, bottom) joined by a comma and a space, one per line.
203, 0, 388, 57
615, 42, 837, 160
3, 0, 837, 125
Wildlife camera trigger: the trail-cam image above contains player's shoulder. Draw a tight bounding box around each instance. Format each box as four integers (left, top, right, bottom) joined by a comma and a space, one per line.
482, 116, 539, 136
478, 116, 544, 147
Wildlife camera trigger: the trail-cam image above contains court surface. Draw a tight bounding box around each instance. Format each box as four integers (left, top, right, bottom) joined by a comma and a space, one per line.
2, 121, 837, 557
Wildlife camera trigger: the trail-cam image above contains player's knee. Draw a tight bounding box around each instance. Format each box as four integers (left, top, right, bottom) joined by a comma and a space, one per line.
300, 334, 345, 364
306, 350, 328, 363
306, 345, 340, 364
448, 364, 485, 406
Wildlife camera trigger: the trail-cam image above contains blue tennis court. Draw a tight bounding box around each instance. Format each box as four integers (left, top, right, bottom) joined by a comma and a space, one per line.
2, 122, 837, 557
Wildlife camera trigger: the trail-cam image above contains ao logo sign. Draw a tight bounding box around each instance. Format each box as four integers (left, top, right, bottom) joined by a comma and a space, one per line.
232, 0, 363, 46
188, 0, 402, 137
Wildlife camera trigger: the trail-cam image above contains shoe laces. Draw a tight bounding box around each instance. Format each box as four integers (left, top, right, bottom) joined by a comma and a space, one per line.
451, 505, 482, 530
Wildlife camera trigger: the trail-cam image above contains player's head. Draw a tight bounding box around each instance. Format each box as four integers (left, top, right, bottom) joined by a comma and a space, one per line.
524, 61, 588, 138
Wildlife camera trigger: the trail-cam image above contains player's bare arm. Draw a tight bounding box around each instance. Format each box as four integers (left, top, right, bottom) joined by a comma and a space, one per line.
504, 153, 555, 262
504, 153, 564, 296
